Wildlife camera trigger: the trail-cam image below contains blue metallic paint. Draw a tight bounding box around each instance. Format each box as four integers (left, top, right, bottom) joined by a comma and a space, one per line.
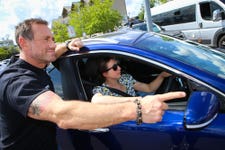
56, 31, 225, 150
184, 92, 219, 128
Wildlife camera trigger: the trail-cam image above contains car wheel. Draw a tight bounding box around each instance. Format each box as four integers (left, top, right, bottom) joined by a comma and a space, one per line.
218, 35, 225, 49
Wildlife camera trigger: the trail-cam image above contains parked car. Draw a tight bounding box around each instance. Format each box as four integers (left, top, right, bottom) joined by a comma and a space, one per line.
131, 22, 161, 33
50, 30, 225, 150
131, 22, 186, 40
1, 30, 225, 150
0, 59, 10, 72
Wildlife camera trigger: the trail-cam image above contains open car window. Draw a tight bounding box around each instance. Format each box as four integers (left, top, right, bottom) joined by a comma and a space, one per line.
75, 54, 189, 110
72, 53, 224, 112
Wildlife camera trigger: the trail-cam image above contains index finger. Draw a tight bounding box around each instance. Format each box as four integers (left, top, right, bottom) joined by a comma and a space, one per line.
155, 92, 186, 102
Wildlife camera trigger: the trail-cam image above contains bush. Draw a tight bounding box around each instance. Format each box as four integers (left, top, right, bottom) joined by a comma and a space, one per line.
0, 46, 19, 61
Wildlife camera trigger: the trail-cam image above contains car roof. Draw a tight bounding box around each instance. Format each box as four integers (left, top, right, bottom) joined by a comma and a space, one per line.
83, 30, 150, 46
80, 30, 225, 81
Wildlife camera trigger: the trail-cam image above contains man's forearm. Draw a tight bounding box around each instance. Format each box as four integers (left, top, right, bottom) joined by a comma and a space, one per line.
29, 91, 186, 130
54, 100, 136, 130
91, 93, 141, 104
28, 87, 136, 130
54, 38, 83, 59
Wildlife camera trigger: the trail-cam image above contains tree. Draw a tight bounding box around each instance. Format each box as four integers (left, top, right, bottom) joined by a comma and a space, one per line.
52, 21, 69, 42
0, 46, 19, 60
138, 5, 145, 21
150, 0, 168, 7
69, 0, 122, 37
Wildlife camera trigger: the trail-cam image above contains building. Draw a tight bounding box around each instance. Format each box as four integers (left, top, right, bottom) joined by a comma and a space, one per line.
112, 0, 128, 23
55, 0, 127, 24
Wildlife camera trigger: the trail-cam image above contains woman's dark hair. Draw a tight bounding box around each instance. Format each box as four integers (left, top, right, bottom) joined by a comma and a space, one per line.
84, 56, 119, 85
97, 56, 119, 83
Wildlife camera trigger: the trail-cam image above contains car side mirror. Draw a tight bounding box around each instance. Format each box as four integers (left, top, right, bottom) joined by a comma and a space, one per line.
184, 91, 219, 129
213, 9, 222, 21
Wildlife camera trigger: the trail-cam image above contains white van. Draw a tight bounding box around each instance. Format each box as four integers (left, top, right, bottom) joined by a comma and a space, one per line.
150, 0, 225, 49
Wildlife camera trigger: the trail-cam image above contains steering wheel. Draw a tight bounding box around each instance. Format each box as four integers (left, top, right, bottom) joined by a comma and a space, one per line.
155, 75, 175, 94
164, 76, 175, 93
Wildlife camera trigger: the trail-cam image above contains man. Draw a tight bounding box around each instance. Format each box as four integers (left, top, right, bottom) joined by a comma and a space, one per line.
0, 18, 186, 150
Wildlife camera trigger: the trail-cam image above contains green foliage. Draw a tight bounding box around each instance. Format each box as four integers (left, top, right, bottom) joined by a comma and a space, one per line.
150, 0, 156, 8
150, 0, 168, 7
52, 21, 69, 42
0, 46, 19, 61
160, 0, 168, 4
138, 5, 145, 21
69, 0, 122, 37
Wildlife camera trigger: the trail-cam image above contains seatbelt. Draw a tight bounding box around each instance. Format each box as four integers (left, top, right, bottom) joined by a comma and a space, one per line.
105, 86, 132, 97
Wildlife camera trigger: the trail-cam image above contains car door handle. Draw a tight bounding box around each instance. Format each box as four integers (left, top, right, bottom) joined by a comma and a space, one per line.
199, 22, 203, 28
88, 128, 110, 133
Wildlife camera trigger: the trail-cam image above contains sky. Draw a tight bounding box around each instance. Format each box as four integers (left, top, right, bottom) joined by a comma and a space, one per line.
0, 0, 142, 42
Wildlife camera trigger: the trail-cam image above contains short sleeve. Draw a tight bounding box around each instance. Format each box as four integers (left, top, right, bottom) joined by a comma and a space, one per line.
5, 74, 52, 117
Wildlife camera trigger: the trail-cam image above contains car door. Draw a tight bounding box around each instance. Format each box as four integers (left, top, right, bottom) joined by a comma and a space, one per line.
55, 51, 225, 150
103, 95, 225, 150
68, 52, 225, 150
89, 111, 185, 150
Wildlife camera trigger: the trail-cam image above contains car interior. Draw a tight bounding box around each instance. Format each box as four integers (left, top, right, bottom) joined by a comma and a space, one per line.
74, 54, 192, 111
71, 53, 225, 113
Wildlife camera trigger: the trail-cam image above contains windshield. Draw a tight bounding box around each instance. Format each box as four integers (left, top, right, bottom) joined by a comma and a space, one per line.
135, 34, 225, 79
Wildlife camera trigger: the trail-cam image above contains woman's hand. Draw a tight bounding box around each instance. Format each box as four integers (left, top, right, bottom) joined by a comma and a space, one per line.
160, 71, 171, 78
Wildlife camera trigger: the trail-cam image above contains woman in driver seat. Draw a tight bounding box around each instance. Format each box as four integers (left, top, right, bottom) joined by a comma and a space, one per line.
91, 56, 171, 104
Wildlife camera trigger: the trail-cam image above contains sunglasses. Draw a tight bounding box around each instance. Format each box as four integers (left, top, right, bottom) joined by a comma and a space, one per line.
105, 63, 120, 72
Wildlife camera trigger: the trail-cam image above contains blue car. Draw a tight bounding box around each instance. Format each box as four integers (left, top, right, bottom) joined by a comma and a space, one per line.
4, 30, 224, 150
49, 30, 225, 150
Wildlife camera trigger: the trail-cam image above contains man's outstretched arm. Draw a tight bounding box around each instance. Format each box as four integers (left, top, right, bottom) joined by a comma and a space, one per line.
28, 91, 186, 130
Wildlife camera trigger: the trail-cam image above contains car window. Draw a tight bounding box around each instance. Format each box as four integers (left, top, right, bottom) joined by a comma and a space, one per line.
47, 64, 64, 98
152, 24, 161, 33
76, 54, 188, 110
70, 52, 225, 112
